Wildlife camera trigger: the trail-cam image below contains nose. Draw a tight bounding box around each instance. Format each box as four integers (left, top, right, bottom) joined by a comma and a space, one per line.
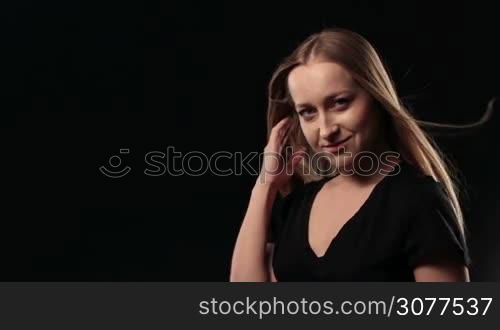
318, 112, 339, 140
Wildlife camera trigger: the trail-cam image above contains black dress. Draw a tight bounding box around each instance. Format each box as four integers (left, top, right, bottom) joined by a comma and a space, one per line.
268, 161, 472, 281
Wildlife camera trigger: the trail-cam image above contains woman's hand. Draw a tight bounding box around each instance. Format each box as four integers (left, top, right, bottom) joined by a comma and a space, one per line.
257, 117, 305, 190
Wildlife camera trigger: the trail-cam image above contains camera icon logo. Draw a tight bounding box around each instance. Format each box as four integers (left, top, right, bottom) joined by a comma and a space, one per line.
99, 149, 131, 178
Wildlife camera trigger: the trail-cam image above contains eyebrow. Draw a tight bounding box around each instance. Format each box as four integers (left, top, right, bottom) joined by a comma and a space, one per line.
294, 90, 351, 109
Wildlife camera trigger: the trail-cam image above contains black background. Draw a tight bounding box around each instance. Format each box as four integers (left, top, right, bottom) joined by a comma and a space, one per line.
2, 1, 499, 280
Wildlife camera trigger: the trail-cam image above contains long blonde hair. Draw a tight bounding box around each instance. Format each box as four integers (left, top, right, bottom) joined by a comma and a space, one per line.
267, 28, 493, 240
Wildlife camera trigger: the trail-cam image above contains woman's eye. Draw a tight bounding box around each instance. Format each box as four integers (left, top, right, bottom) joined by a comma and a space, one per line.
335, 98, 350, 107
298, 108, 315, 118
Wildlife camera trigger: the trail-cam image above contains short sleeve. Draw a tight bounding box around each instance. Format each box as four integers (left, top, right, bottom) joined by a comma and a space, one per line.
404, 180, 472, 269
267, 183, 306, 243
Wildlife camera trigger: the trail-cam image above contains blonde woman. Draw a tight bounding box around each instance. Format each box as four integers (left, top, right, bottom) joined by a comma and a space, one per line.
230, 28, 473, 282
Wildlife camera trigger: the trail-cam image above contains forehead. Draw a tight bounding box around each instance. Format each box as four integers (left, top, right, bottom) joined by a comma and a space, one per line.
287, 61, 355, 103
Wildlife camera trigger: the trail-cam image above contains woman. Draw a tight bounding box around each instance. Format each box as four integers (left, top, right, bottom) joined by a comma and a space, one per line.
230, 28, 472, 282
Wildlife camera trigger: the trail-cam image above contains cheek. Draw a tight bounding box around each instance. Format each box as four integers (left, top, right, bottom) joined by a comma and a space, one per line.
299, 121, 316, 145
343, 102, 377, 146
350, 100, 371, 126
352, 108, 380, 147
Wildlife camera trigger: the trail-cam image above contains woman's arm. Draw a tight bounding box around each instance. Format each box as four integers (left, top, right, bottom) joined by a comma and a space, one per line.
230, 116, 303, 282
230, 182, 278, 282
414, 264, 470, 282
266, 242, 278, 282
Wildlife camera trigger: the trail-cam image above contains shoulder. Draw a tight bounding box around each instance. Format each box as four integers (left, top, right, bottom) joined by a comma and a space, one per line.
280, 177, 323, 203
386, 161, 447, 208
391, 164, 471, 269
268, 179, 318, 243
273, 178, 323, 218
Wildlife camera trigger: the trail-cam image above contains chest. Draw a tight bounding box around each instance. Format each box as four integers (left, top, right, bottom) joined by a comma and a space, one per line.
308, 184, 376, 258
272, 181, 412, 281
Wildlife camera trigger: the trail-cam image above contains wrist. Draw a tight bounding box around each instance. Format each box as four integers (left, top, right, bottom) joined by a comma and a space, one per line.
252, 178, 279, 196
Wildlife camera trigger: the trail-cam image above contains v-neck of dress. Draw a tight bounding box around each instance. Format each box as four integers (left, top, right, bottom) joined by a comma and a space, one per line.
303, 170, 396, 261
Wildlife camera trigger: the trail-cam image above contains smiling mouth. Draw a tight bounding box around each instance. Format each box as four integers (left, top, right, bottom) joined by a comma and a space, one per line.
321, 136, 352, 152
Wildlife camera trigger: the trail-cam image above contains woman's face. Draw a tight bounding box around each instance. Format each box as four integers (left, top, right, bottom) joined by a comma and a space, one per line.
287, 60, 386, 172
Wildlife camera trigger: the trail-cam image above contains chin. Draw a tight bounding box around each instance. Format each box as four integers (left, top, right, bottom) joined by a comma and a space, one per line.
334, 156, 354, 172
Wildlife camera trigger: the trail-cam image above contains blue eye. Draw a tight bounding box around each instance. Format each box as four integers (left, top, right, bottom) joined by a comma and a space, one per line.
298, 108, 315, 118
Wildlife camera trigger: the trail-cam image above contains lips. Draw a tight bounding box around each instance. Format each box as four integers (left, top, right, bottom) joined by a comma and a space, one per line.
321, 136, 352, 152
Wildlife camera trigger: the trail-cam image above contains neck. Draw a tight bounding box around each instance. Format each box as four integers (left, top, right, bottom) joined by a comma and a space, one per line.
334, 141, 400, 187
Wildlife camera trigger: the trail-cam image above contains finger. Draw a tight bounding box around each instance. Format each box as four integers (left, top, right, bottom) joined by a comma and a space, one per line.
269, 120, 287, 145
279, 132, 294, 155
286, 148, 305, 174
277, 118, 294, 145
280, 121, 292, 144
270, 117, 291, 149
272, 117, 290, 134
278, 120, 295, 152
276, 116, 290, 126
